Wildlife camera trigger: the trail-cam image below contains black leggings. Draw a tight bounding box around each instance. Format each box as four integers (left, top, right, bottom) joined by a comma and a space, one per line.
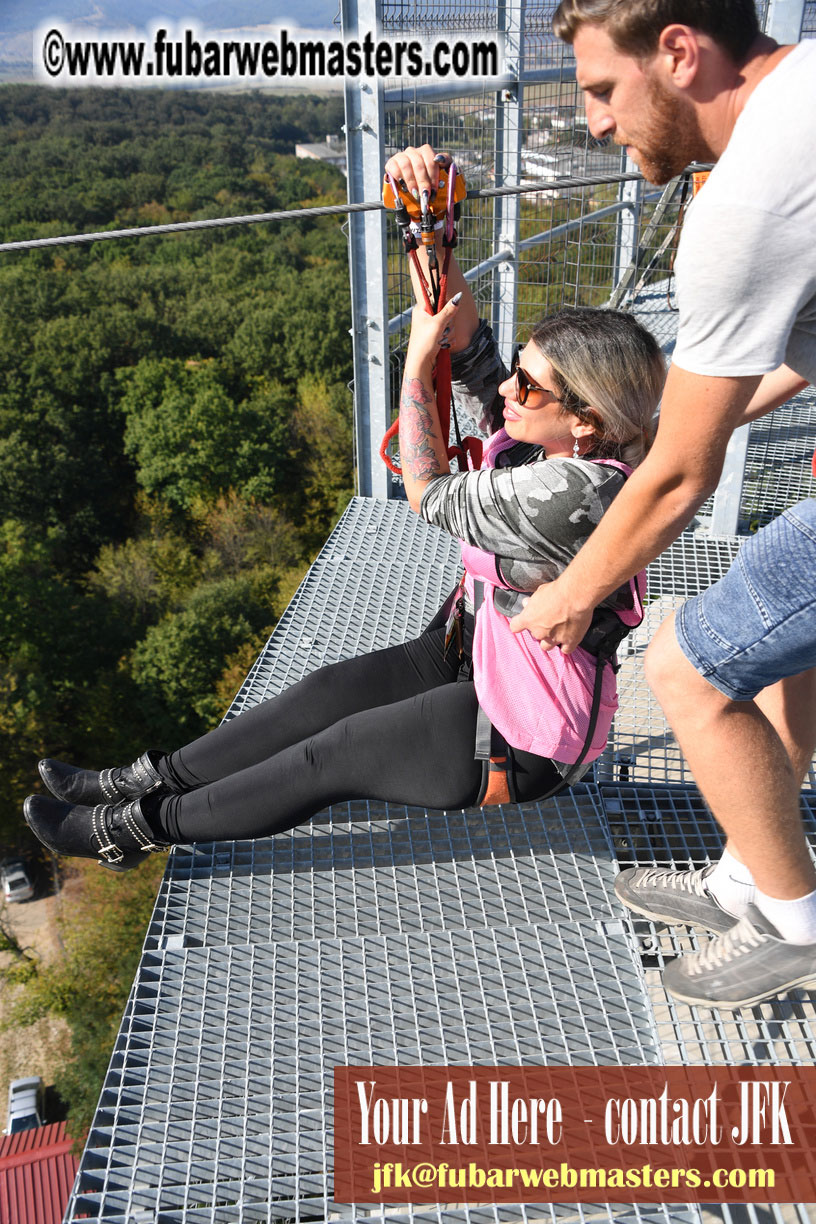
150, 626, 562, 844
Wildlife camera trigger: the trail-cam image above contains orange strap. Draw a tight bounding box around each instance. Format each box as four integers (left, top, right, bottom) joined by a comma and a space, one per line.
479, 755, 512, 807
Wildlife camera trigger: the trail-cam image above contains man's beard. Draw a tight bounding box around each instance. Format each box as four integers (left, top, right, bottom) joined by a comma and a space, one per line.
626, 76, 711, 184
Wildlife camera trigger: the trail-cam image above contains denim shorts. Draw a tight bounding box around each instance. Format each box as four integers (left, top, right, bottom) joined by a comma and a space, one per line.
675, 498, 816, 701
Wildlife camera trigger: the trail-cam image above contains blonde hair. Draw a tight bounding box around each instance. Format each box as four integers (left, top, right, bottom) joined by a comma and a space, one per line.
530, 307, 665, 469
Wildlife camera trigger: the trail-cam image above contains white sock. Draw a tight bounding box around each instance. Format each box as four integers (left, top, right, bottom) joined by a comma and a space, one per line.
706, 848, 756, 918
755, 887, 816, 945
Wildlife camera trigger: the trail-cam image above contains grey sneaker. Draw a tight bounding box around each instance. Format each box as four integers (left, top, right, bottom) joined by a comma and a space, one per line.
663, 906, 816, 1009
614, 864, 738, 934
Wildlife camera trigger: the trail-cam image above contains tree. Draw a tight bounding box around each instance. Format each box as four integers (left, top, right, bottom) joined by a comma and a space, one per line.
288, 376, 354, 550
0, 82, 356, 1132
120, 358, 293, 511
129, 575, 276, 737
0, 519, 144, 844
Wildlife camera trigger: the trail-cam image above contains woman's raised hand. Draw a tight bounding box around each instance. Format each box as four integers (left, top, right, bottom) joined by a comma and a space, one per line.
405, 295, 462, 367
384, 144, 451, 202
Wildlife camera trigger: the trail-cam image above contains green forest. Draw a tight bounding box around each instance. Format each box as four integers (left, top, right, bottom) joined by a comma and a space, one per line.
0, 84, 354, 1132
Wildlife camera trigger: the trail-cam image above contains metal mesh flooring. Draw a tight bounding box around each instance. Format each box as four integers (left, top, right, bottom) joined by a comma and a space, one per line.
601, 535, 745, 787
742, 388, 816, 528
146, 797, 628, 950
226, 499, 462, 716
65, 496, 816, 1224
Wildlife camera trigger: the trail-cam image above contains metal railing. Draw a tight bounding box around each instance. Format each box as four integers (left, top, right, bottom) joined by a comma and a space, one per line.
344, 0, 810, 534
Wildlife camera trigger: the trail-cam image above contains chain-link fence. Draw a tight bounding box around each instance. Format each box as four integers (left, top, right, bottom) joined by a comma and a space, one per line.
345, 0, 813, 527
374, 0, 691, 474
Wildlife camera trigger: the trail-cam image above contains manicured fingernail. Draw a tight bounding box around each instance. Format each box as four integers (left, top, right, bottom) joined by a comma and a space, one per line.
420, 189, 430, 209
398, 178, 408, 190
411, 188, 419, 199
451, 292, 462, 305
440, 340, 451, 349
434, 154, 447, 165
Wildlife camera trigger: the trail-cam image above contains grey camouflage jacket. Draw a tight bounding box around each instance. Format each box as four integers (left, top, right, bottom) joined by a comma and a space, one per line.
419, 320, 632, 610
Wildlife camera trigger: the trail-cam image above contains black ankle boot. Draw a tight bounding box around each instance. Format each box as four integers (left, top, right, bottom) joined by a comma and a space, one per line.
24, 794, 170, 872
38, 750, 166, 806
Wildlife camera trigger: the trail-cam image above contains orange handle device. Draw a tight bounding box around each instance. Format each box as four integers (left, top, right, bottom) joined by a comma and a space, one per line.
382, 168, 466, 223
381, 160, 481, 477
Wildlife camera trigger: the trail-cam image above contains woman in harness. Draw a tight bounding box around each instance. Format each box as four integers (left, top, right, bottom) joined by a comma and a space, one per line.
23, 145, 665, 872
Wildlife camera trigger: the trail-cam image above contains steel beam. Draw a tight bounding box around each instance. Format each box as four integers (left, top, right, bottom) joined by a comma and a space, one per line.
708, 423, 751, 533
342, 0, 392, 499
491, 0, 524, 364
765, 0, 806, 40
612, 153, 643, 291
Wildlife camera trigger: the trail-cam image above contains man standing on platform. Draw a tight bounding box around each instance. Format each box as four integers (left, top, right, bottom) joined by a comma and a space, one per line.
512, 0, 816, 1008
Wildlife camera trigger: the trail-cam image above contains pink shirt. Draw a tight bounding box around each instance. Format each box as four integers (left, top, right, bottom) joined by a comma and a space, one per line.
460, 432, 644, 763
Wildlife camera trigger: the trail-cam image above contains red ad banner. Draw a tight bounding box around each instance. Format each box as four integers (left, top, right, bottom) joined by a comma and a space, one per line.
334, 1066, 816, 1204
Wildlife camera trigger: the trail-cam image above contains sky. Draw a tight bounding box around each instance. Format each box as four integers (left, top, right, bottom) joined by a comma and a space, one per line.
0, 1, 341, 79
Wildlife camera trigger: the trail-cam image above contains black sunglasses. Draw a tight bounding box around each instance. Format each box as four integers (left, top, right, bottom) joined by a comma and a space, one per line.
510, 347, 551, 406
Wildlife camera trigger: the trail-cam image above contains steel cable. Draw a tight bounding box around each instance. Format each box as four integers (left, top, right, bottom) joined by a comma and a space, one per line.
0, 170, 647, 254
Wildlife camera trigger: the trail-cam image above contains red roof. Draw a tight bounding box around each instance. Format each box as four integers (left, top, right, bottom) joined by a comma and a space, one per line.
0, 1121, 79, 1224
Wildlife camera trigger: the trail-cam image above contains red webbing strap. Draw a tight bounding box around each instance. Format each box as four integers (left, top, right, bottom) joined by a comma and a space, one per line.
379, 417, 401, 473
381, 244, 483, 476
409, 247, 434, 314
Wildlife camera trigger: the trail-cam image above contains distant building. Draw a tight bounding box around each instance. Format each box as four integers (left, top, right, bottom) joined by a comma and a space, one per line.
295, 133, 347, 175
521, 144, 619, 183
551, 106, 588, 131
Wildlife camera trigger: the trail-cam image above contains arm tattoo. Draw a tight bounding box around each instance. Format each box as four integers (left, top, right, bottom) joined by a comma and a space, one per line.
400, 375, 445, 482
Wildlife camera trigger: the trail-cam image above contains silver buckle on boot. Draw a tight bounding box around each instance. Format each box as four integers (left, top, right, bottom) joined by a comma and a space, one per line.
91, 805, 126, 864
131, 751, 165, 795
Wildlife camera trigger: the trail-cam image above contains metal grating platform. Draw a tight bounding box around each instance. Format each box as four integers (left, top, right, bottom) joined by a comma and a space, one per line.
603, 527, 815, 788
742, 387, 816, 529
64, 498, 816, 1224
598, 780, 816, 1208
72, 920, 663, 1224
145, 796, 628, 950
601, 535, 744, 787
630, 285, 681, 359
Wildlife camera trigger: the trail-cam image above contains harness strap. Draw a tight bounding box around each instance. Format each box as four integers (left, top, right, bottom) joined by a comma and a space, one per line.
472, 579, 639, 807
531, 651, 606, 804
474, 702, 493, 760
478, 748, 514, 806
472, 579, 514, 806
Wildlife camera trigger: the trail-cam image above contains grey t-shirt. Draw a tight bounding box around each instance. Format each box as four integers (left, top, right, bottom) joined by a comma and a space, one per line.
672, 40, 816, 383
